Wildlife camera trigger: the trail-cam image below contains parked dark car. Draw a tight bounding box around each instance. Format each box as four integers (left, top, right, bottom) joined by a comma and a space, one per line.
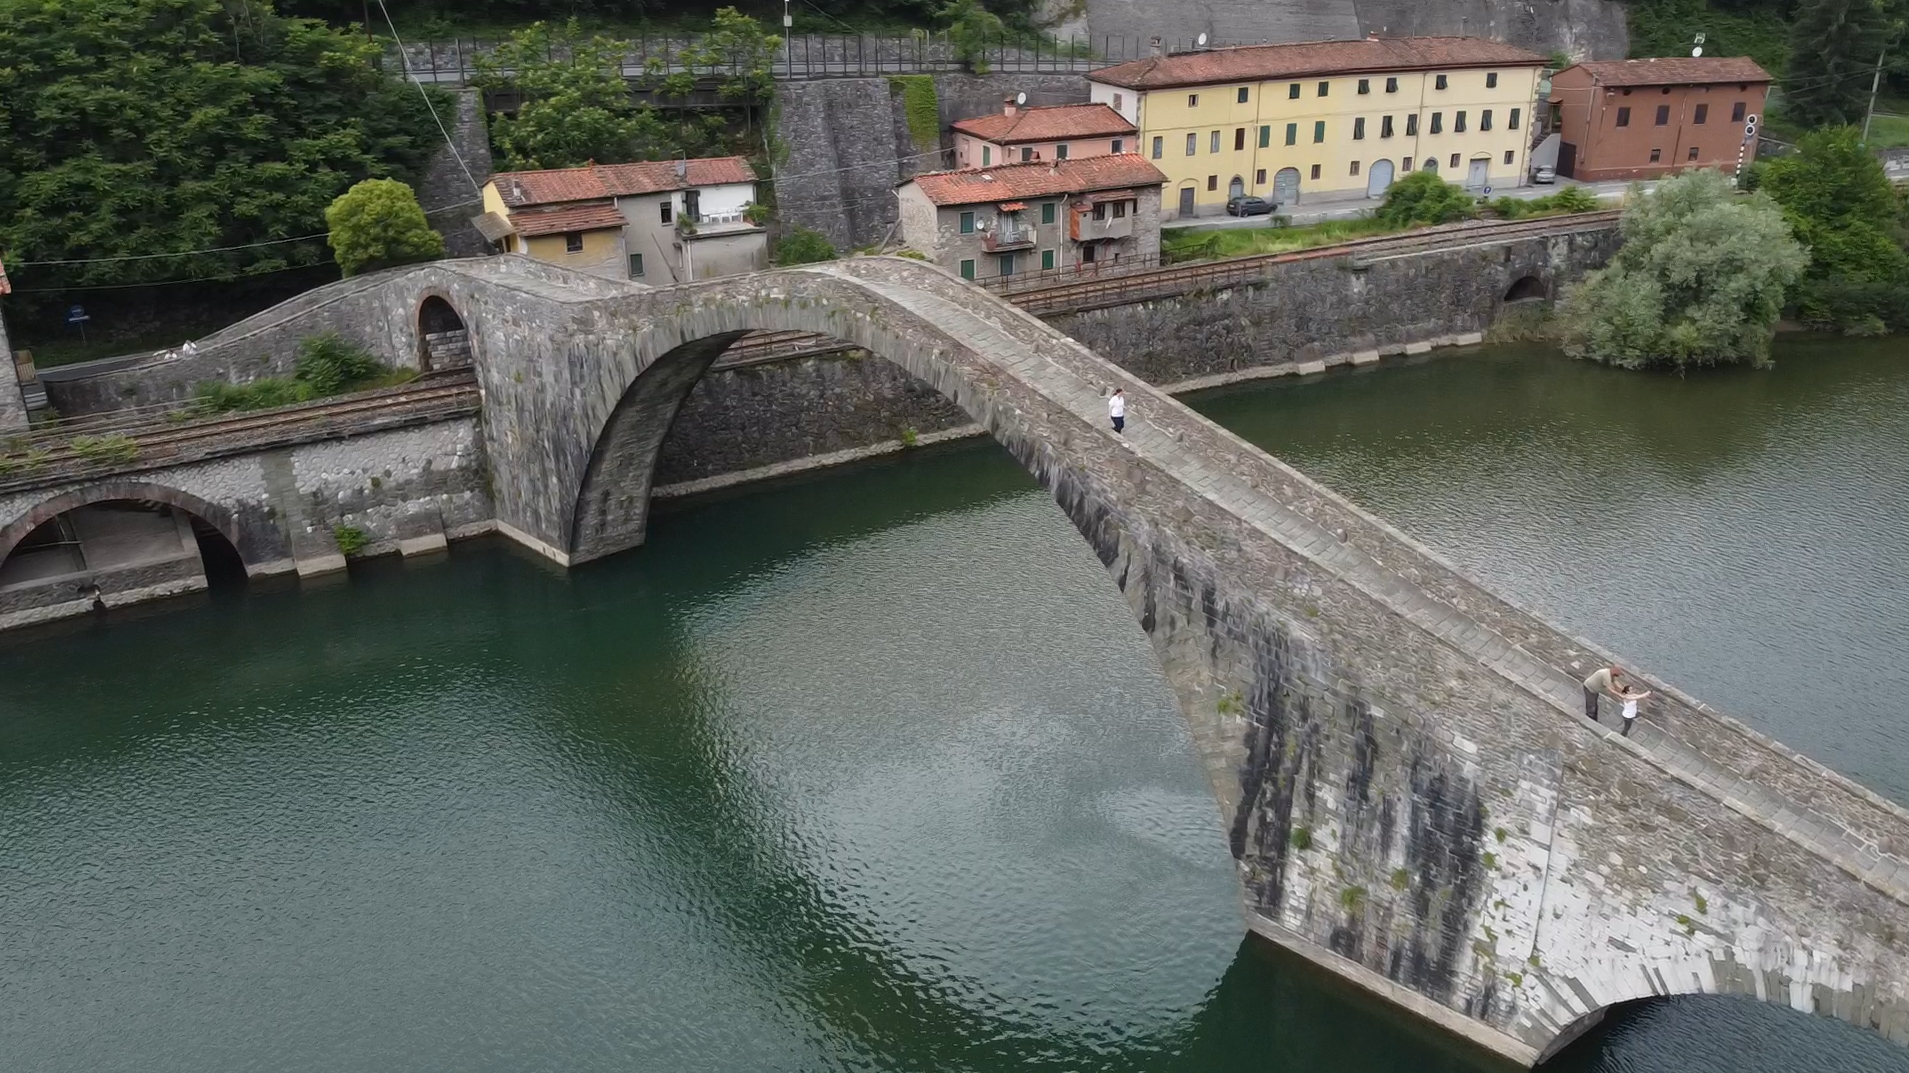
1225, 195, 1277, 216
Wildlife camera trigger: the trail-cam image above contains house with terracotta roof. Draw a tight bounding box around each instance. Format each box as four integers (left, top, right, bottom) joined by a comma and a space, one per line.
1088, 36, 1548, 218
475, 156, 765, 282
896, 155, 1168, 281
951, 100, 1138, 169
1548, 57, 1771, 182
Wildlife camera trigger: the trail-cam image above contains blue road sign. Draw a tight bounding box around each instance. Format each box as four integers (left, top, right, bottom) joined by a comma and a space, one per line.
66, 305, 89, 324
1483, 185, 1493, 196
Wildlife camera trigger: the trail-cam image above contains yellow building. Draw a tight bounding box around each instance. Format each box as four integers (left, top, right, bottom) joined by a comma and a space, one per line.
1088, 36, 1548, 219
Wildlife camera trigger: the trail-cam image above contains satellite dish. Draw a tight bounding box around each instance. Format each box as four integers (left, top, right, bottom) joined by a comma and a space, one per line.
1692, 46, 1703, 57
1015, 91, 1028, 106
1197, 32, 1209, 47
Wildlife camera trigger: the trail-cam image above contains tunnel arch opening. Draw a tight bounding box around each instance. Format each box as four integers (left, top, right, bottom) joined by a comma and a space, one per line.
1503, 275, 1546, 303
417, 294, 472, 371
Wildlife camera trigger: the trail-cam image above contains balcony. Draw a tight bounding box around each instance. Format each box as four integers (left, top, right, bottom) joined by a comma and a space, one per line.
1073, 214, 1134, 241
676, 209, 766, 239
980, 226, 1036, 252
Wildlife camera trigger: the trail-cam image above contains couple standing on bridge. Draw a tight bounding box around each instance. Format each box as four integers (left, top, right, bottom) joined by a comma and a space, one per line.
1583, 665, 1653, 736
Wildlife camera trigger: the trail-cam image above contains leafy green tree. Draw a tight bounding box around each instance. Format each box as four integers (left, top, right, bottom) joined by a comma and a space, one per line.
325, 179, 445, 276
476, 23, 649, 170
1784, 0, 1902, 127
1760, 125, 1909, 330
0, 0, 440, 297
677, 7, 782, 106
1374, 171, 1476, 227
773, 227, 837, 266
1561, 170, 1807, 369
940, 0, 1006, 73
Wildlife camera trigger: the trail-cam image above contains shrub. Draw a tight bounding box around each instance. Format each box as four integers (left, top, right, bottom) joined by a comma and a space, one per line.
294, 333, 384, 395
939, 0, 1005, 74
332, 525, 369, 557
774, 226, 838, 266
325, 178, 445, 277
1561, 170, 1806, 370
194, 378, 313, 414
1375, 171, 1475, 227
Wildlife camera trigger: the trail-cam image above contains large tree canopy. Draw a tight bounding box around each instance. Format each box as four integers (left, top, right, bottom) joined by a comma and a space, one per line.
1561, 170, 1807, 369
0, 0, 443, 294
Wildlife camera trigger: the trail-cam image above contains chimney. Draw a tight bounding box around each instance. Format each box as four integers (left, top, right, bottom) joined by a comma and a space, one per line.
1003, 96, 1019, 117
1149, 35, 1163, 57
675, 157, 688, 180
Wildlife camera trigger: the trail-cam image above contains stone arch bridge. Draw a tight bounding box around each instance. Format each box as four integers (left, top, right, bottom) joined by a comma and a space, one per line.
4, 254, 1909, 1065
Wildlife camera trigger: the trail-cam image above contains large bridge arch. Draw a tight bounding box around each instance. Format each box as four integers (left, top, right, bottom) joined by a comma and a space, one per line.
87, 253, 1901, 1066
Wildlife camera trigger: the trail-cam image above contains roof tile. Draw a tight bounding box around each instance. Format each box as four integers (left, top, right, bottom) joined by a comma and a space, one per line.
906, 154, 1168, 207
511, 201, 628, 237
494, 156, 757, 207
1562, 57, 1772, 87
1091, 36, 1547, 90
952, 103, 1137, 144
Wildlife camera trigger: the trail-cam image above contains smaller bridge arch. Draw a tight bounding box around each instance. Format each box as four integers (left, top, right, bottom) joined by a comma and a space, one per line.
0, 482, 256, 568
416, 294, 473, 370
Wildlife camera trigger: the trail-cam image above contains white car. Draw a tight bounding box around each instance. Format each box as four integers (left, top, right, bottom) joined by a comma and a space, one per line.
1533, 166, 1557, 185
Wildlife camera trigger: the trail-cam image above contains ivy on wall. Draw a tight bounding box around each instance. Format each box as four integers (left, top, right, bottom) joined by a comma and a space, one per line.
889, 75, 942, 152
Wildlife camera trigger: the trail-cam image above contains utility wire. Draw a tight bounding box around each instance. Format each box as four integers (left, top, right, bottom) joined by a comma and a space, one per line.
377, 0, 482, 192
10, 198, 480, 268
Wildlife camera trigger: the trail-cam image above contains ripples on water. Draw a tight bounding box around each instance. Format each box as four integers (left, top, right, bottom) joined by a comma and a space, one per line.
2, 339, 1907, 1072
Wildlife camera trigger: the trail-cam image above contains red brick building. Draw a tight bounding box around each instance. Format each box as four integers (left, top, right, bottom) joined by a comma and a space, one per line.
1549, 57, 1771, 182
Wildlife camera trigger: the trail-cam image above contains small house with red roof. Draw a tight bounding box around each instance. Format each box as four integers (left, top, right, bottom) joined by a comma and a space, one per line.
896, 154, 1168, 281
476, 156, 764, 282
951, 100, 1139, 170
1548, 57, 1772, 182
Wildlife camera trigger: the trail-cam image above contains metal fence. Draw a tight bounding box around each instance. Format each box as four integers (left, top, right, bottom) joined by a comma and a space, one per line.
387, 32, 1213, 85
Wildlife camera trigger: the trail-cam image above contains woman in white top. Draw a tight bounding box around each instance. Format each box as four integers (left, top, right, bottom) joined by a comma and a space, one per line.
1618, 685, 1653, 737
1108, 388, 1126, 434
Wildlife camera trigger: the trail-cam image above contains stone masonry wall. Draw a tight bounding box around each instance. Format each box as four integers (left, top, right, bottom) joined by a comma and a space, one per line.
0, 417, 493, 577
774, 73, 1092, 252
654, 354, 968, 484
419, 88, 497, 259
1078, 0, 1629, 60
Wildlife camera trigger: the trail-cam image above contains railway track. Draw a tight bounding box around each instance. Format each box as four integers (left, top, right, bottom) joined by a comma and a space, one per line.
0, 372, 480, 493
15, 211, 1622, 472
722, 210, 1623, 357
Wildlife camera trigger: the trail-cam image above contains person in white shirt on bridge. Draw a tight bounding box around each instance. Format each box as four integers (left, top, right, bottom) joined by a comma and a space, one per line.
1617, 684, 1654, 737
1108, 387, 1126, 434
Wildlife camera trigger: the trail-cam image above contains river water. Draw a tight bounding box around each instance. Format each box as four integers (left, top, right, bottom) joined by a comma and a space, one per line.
3, 338, 1907, 1072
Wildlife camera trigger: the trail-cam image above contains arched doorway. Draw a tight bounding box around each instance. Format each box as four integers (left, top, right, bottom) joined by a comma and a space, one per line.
1228, 175, 1245, 200
1273, 167, 1301, 206
1365, 159, 1394, 198
1175, 183, 1197, 219
0, 498, 244, 629
417, 295, 471, 371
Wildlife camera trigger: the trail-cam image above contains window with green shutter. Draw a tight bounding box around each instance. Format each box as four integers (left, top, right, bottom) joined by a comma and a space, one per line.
1285, 123, 1297, 146
1041, 249, 1055, 270
1259, 125, 1270, 148
1313, 120, 1325, 143
959, 259, 975, 280
1041, 201, 1056, 225
959, 211, 974, 234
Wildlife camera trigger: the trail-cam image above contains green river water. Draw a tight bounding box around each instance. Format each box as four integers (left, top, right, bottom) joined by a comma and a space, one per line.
3, 338, 1907, 1072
